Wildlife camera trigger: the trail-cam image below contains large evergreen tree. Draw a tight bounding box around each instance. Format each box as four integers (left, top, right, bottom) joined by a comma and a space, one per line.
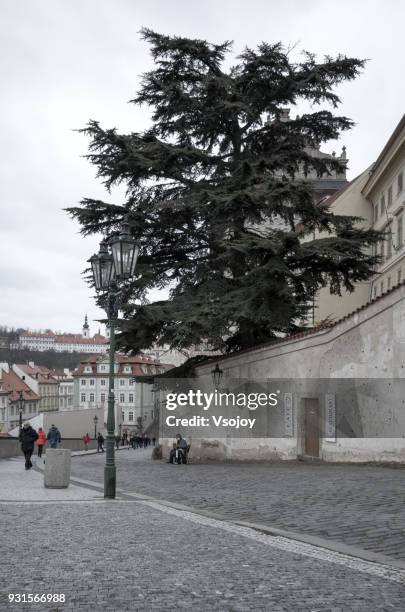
67, 30, 381, 353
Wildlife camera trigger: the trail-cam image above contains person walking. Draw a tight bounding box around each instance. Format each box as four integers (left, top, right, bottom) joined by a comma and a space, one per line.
19, 422, 38, 470
97, 432, 104, 453
36, 427, 47, 458
82, 432, 91, 451
47, 424, 61, 449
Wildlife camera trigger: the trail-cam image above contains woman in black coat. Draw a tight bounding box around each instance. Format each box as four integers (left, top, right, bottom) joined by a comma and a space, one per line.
19, 423, 39, 470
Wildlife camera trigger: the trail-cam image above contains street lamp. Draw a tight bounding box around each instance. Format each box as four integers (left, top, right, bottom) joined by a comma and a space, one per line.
211, 364, 223, 390
18, 390, 25, 433
93, 414, 98, 439
88, 219, 139, 499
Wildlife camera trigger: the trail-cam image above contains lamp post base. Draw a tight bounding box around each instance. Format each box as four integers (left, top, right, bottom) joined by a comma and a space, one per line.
104, 464, 116, 499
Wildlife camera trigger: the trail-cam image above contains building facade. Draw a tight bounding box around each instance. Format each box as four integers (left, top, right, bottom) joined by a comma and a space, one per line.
12, 363, 59, 413
0, 363, 40, 432
73, 354, 173, 434
315, 115, 405, 322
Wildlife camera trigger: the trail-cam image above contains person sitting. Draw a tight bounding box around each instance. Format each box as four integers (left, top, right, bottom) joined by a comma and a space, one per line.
168, 433, 189, 464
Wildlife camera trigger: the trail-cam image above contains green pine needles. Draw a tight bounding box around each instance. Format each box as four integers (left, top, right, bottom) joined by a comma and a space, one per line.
67, 29, 381, 354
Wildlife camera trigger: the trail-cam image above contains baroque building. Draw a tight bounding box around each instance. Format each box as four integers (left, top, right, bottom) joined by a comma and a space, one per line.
315, 114, 405, 322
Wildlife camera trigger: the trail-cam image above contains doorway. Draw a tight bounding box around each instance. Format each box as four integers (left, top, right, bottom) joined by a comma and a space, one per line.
304, 398, 320, 458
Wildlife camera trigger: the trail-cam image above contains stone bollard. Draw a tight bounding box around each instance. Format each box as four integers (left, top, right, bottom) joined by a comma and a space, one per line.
44, 449, 71, 488
152, 444, 163, 460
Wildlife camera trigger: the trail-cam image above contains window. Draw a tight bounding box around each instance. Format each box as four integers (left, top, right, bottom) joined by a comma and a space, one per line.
128, 393, 134, 403
81, 393, 86, 402
386, 229, 392, 260
388, 185, 393, 207
398, 216, 403, 248
100, 379, 106, 386
124, 366, 131, 373
81, 379, 86, 386
129, 378, 134, 386
119, 379, 125, 386
398, 269, 402, 284
120, 393, 125, 403
398, 171, 403, 195
380, 195, 385, 217
85, 366, 92, 373
100, 365, 106, 372
100, 393, 106, 402
89, 393, 95, 402
128, 411, 134, 422
89, 379, 95, 386
387, 276, 391, 290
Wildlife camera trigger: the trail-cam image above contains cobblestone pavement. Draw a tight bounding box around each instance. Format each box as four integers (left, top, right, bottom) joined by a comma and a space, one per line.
2, 499, 405, 611
70, 449, 405, 561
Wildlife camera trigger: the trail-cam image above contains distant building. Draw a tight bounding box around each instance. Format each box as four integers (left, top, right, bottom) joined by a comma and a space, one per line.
73, 354, 174, 434
51, 368, 74, 410
0, 363, 40, 432
13, 316, 108, 354
315, 115, 405, 322
12, 362, 59, 413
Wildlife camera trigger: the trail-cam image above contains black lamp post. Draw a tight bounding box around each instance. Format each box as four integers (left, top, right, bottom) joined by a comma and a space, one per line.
93, 414, 98, 439
211, 364, 223, 390
18, 390, 24, 433
88, 220, 139, 499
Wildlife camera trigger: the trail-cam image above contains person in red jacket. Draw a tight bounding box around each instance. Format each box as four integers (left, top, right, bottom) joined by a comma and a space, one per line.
82, 432, 91, 451
36, 427, 47, 458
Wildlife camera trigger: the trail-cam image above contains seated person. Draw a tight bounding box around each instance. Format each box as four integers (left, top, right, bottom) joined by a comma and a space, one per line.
168, 433, 189, 464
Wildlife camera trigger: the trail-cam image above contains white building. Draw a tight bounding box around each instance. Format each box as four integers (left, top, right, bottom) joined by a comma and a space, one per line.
314, 114, 405, 323
73, 354, 173, 434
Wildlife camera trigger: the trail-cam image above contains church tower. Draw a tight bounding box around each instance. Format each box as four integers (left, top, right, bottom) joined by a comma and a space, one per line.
82, 314, 90, 338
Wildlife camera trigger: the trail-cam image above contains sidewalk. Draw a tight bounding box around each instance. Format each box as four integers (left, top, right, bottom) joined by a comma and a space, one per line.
2, 455, 405, 611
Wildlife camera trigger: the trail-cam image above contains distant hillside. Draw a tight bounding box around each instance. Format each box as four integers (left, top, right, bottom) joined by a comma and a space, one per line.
0, 348, 95, 370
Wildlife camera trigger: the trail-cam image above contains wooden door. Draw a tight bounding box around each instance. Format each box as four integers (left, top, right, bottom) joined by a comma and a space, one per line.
304, 399, 320, 458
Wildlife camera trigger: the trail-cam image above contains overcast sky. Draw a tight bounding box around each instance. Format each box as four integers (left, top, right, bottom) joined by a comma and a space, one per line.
1, 0, 404, 335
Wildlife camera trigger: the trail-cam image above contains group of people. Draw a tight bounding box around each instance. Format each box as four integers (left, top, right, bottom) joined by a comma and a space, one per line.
115, 432, 156, 449
19, 422, 61, 470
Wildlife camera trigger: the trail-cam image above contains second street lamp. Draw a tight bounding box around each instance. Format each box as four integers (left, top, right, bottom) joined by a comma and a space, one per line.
88, 220, 139, 500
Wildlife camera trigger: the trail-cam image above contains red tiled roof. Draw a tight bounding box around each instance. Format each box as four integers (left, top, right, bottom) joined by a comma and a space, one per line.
73, 354, 174, 376
16, 364, 59, 384
0, 370, 40, 402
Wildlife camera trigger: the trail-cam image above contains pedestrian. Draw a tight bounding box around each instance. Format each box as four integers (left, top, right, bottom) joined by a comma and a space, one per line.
19, 422, 38, 470
82, 432, 91, 451
36, 427, 47, 458
47, 424, 61, 449
97, 432, 104, 453
152, 437, 156, 446
115, 434, 120, 449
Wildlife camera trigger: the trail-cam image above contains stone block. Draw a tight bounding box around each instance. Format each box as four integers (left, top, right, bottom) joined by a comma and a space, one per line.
44, 449, 71, 488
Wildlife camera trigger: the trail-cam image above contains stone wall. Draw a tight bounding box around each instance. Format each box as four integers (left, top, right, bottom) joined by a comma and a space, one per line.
0, 437, 98, 459
160, 282, 405, 463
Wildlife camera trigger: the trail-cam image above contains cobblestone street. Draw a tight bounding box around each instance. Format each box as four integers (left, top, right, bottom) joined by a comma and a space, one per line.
71, 449, 405, 561
1, 455, 405, 611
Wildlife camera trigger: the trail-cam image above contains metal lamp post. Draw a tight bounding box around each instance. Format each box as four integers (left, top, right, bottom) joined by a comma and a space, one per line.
88, 221, 139, 499
93, 414, 98, 439
211, 364, 223, 390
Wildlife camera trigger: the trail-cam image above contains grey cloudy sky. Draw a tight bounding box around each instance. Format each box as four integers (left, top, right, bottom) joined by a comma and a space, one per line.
0, 0, 404, 335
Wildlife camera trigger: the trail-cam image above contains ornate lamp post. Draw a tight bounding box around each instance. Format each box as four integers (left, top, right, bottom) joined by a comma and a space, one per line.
211, 364, 223, 390
93, 414, 98, 439
88, 221, 139, 499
